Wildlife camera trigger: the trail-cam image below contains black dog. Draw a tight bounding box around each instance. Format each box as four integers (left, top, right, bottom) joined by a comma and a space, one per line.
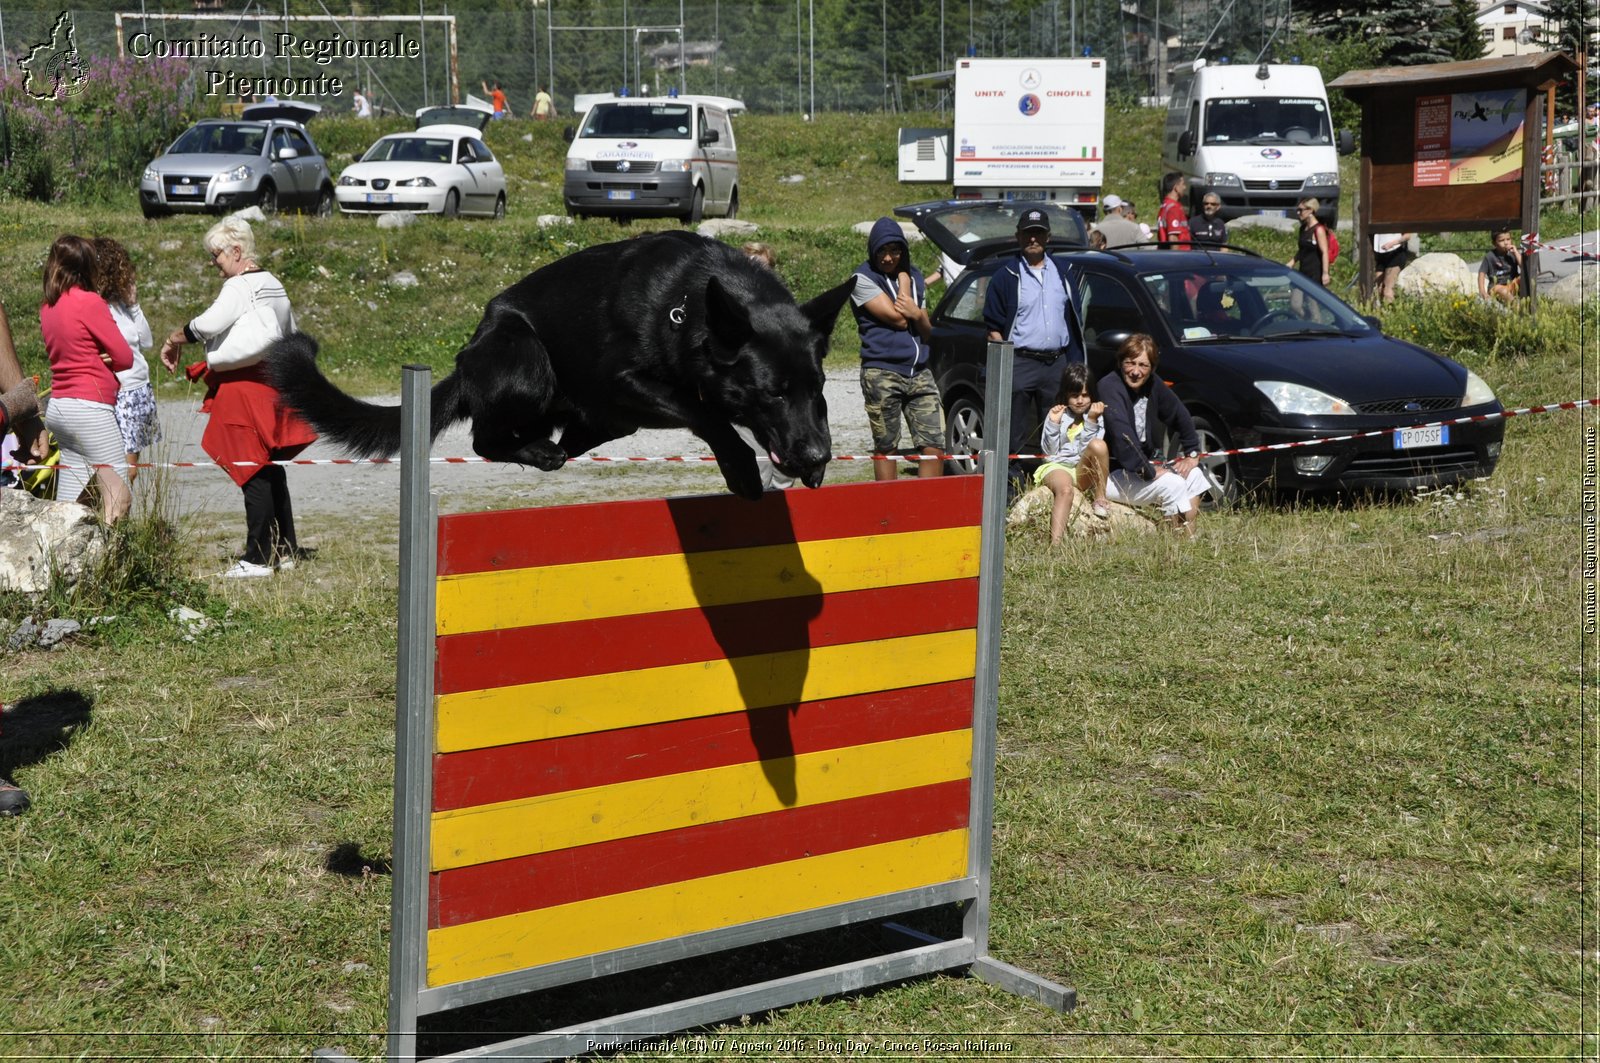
266, 232, 853, 500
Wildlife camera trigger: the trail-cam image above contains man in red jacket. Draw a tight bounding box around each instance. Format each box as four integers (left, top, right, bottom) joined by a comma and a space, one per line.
1157, 172, 1192, 250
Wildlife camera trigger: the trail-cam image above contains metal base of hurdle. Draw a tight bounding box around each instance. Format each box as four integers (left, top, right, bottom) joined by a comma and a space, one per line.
317, 342, 1072, 1062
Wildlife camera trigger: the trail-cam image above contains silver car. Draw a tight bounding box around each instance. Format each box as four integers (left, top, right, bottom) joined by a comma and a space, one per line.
139, 101, 334, 219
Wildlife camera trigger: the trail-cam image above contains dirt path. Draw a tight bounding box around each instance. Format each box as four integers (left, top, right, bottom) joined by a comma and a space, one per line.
147, 370, 877, 528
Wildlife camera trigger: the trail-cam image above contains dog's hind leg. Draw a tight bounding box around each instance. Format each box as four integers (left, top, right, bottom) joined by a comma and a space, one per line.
455, 302, 568, 470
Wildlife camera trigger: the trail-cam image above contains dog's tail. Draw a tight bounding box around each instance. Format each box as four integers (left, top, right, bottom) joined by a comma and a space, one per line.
265, 332, 465, 458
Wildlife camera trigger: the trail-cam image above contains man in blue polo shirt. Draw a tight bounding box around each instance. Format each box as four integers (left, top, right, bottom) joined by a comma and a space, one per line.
982, 208, 1086, 496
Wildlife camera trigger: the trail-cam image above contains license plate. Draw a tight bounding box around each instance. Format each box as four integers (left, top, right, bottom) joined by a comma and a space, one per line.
367, 193, 394, 204
1394, 424, 1447, 449
168, 185, 200, 196
607, 190, 637, 200
1004, 190, 1047, 201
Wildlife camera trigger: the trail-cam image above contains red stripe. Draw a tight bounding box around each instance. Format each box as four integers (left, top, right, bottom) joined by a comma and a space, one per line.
436, 477, 981, 575
435, 580, 978, 694
432, 679, 974, 811
429, 779, 971, 928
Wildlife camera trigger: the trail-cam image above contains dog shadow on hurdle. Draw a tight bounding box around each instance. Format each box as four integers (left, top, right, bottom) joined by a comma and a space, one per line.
666, 493, 823, 807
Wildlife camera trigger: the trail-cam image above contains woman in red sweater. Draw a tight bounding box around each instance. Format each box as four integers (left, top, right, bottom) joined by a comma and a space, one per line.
40, 235, 134, 523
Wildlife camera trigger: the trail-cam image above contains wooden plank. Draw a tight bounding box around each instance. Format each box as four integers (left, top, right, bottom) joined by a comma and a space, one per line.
435, 629, 978, 752
436, 477, 983, 576
430, 729, 973, 871
425, 830, 970, 985
435, 580, 978, 694
430, 779, 971, 927
433, 679, 974, 811
435, 526, 981, 636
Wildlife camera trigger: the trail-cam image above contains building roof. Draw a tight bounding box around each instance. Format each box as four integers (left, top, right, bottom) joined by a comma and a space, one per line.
1474, 0, 1549, 16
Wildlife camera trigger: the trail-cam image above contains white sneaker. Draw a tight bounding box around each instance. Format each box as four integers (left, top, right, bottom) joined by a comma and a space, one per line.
276, 557, 296, 572
220, 560, 273, 579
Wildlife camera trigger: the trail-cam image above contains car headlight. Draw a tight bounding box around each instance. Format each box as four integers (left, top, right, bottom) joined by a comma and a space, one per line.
1255, 380, 1354, 415
1307, 172, 1339, 186
223, 164, 252, 182
1205, 172, 1242, 188
395, 176, 436, 187
564, 157, 588, 172
143, 168, 157, 182
338, 175, 364, 187
1463, 369, 1496, 407
657, 160, 690, 172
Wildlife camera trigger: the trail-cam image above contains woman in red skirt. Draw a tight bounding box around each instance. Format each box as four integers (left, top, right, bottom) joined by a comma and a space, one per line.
159, 218, 316, 578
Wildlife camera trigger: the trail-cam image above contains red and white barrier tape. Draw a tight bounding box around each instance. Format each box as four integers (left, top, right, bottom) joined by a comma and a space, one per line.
1523, 232, 1600, 262
4, 396, 1594, 474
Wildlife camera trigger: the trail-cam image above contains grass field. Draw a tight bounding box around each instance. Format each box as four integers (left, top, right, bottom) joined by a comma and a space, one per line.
0, 104, 1594, 1060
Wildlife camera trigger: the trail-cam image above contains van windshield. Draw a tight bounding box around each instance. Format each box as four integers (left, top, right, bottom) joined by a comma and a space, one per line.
580, 104, 693, 140
1203, 97, 1331, 146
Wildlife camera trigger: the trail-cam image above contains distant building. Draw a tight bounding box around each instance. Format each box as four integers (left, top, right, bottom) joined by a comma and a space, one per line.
1475, 0, 1554, 57
646, 40, 722, 74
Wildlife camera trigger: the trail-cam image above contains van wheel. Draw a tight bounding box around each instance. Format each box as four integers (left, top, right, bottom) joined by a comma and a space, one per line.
943, 392, 983, 475
725, 188, 739, 219
683, 186, 704, 225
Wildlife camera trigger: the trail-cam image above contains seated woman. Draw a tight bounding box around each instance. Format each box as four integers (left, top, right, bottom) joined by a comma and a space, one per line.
1097, 333, 1212, 537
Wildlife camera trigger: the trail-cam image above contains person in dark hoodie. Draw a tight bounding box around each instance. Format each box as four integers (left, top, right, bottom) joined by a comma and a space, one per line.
850, 217, 943, 482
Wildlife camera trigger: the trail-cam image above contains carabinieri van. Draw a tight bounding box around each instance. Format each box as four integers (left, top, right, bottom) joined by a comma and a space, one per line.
1162, 60, 1354, 225
562, 94, 742, 224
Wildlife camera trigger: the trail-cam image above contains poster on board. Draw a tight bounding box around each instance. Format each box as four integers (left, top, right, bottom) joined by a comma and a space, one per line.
1414, 89, 1526, 186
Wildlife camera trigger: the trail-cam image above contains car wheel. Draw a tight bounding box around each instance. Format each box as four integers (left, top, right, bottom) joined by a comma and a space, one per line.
943, 391, 984, 475
315, 186, 334, 218
492, 193, 506, 220
725, 188, 739, 219
443, 189, 460, 217
1191, 414, 1239, 509
683, 185, 704, 225
257, 182, 278, 216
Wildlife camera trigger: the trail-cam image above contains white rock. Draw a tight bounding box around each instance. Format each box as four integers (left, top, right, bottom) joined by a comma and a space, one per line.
158, 239, 183, 253
376, 212, 416, 230
228, 206, 268, 223
850, 220, 923, 243
778, 174, 806, 184
0, 492, 110, 594
1540, 260, 1600, 306
536, 214, 574, 228
387, 271, 419, 288
1397, 252, 1476, 297
522, 133, 534, 142
696, 218, 759, 238
1227, 213, 1299, 234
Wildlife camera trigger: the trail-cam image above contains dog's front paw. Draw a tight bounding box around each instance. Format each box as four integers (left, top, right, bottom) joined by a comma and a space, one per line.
717, 455, 765, 501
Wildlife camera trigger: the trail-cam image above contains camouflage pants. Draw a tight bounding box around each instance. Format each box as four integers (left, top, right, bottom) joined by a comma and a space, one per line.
860, 366, 944, 453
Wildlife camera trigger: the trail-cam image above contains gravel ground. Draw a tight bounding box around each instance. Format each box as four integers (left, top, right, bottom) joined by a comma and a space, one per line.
146, 369, 876, 527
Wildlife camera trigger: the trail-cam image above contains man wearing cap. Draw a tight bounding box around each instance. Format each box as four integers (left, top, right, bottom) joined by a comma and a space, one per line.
982, 208, 1087, 495
1096, 195, 1143, 249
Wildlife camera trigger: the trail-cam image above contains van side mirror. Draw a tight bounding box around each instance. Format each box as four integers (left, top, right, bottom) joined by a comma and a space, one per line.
1177, 130, 1195, 158
1338, 129, 1355, 155
700, 128, 720, 145
562, 125, 575, 143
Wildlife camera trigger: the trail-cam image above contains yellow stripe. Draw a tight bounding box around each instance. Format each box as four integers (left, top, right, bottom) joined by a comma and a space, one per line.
435, 526, 980, 636
436, 629, 977, 753
431, 729, 972, 871
426, 829, 969, 986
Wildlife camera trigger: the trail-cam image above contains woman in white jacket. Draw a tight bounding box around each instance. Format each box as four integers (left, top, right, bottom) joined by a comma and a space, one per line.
159, 218, 317, 579
93, 238, 162, 486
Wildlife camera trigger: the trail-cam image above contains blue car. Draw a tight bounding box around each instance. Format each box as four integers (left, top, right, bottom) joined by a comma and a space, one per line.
896, 200, 1503, 499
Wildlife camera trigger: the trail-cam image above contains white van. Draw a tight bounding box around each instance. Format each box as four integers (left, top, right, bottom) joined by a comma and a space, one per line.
562, 95, 742, 223
1162, 60, 1354, 225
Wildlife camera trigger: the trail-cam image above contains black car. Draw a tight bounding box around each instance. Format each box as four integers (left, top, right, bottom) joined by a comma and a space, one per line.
896, 201, 1503, 499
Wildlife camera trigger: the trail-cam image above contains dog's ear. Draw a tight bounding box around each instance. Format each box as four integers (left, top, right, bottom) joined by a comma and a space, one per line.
799, 279, 855, 365
703, 274, 754, 362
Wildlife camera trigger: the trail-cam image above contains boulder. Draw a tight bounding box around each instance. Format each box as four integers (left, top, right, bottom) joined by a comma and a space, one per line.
376, 212, 416, 230
228, 206, 268, 223
536, 214, 574, 228
1005, 484, 1157, 541
696, 218, 760, 238
1397, 252, 1475, 297
0, 491, 111, 594
1540, 260, 1600, 306
1228, 213, 1299, 234
386, 270, 419, 288
850, 219, 923, 243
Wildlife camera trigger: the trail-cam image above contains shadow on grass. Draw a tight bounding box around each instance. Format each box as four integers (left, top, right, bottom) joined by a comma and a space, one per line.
324, 841, 394, 877
0, 689, 93, 777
